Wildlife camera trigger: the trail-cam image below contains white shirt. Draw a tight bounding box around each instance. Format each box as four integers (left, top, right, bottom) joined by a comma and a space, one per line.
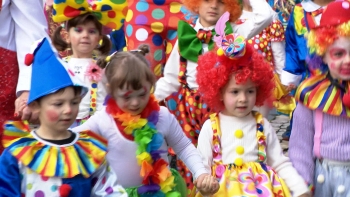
155, 0, 274, 101
73, 106, 208, 188
67, 58, 107, 119
0, 0, 48, 94
197, 113, 309, 196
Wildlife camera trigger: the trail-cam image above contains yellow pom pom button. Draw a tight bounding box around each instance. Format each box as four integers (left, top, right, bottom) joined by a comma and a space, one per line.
236, 146, 244, 155
234, 158, 243, 166
217, 48, 224, 56
235, 129, 244, 138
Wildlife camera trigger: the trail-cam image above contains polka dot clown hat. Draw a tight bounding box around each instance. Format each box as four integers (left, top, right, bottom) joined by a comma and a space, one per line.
318, 0, 350, 28
25, 37, 88, 104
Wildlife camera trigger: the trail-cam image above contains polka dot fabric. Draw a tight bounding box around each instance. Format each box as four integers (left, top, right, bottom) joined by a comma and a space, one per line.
52, 0, 128, 30
0, 47, 20, 154
246, 19, 285, 67
165, 58, 212, 194
124, 0, 185, 78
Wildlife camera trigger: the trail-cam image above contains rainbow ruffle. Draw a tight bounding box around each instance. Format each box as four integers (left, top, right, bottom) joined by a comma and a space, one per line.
108, 95, 179, 196
296, 73, 350, 117
3, 121, 108, 178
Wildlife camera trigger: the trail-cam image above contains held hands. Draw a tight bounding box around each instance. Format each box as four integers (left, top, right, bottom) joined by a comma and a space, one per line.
194, 174, 220, 196
284, 84, 296, 93
14, 91, 39, 123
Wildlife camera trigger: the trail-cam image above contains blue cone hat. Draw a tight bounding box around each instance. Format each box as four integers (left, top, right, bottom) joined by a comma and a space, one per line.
26, 37, 88, 104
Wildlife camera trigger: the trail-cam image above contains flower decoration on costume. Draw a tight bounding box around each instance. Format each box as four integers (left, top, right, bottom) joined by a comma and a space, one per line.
85, 62, 102, 82
52, 0, 127, 30
214, 12, 246, 60
106, 95, 179, 196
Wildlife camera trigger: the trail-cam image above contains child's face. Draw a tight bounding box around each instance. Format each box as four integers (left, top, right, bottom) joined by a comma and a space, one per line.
68, 21, 101, 58
32, 87, 81, 133
323, 36, 350, 80
112, 82, 152, 115
196, 0, 226, 27
221, 75, 257, 117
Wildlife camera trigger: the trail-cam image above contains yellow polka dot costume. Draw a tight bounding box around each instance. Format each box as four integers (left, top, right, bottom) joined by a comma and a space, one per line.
52, 0, 127, 30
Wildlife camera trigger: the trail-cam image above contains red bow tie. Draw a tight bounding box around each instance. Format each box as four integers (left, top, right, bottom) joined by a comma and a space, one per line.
196, 29, 213, 44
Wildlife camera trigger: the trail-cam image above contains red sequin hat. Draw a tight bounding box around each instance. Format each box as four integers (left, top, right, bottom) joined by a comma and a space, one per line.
318, 0, 350, 28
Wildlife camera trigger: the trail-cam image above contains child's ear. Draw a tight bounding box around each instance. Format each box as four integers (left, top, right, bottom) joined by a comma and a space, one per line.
105, 83, 111, 94
28, 101, 40, 114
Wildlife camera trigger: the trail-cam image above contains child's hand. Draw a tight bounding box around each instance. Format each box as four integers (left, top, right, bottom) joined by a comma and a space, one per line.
194, 174, 220, 196
298, 193, 310, 197
284, 84, 296, 93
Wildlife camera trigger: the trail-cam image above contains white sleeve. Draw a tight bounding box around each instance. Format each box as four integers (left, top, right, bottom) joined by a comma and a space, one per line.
11, 0, 48, 94
271, 41, 286, 76
233, 0, 273, 39
264, 119, 310, 196
91, 163, 128, 197
72, 110, 104, 135
196, 120, 214, 174
161, 107, 208, 179
154, 40, 181, 101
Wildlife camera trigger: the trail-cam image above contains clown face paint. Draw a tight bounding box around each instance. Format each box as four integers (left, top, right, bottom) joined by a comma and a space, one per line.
323, 36, 350, 80
112, 82, 152, 115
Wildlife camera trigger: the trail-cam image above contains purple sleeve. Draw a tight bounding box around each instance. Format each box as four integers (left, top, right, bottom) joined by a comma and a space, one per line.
289, 104, 316, 185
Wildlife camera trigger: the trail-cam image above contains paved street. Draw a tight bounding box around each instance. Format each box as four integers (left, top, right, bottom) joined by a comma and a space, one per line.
268, 110, 290, 156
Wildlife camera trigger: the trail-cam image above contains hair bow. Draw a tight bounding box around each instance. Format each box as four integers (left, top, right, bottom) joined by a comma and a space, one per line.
52, 0, 127, 30
214, 12, 246, 60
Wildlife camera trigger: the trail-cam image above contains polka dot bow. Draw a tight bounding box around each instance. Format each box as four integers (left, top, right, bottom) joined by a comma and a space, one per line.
52, 0, 127, 30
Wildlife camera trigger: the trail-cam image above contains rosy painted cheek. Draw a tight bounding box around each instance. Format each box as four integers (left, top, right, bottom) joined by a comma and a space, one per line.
330, 63, 336, 69
46, 110, 59, 122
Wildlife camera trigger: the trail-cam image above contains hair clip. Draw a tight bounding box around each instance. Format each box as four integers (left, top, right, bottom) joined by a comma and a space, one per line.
105, 51, 118, 69
214, 12, 246, 60
130, 49, 142, 53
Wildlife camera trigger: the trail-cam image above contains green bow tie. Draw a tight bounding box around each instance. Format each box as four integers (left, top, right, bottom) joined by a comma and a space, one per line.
177, 20, 233, 62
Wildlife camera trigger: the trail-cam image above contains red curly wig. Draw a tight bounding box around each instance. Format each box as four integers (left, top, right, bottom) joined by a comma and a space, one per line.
182, 0, 242, 22
196, 44, 275, 112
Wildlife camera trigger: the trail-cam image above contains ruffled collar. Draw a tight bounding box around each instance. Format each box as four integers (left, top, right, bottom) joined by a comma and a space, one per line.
106, 95, 179, 196
296, 72, 350, 118
2, 121, 108, 178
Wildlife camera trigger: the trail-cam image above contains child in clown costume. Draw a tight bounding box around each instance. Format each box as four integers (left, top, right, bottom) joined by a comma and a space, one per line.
279, 0, 333, 141
50, 0, 123, 126
0, 38, 127, 197
289, 1, 350, 195
194, 12, 310, 197
72, 45, 220, 197
154, 0, 274, 192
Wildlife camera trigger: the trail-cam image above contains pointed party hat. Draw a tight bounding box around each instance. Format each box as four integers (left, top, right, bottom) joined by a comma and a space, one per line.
25, 37, 88, 104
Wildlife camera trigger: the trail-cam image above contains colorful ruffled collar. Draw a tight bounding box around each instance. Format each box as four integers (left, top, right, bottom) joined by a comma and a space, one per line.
2, 121, 108, 178
296, 72, 350, 118
106, 95, 179, 196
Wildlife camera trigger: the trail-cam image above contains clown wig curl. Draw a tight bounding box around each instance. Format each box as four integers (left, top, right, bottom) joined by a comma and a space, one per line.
182, 0, 242, 22
307, 21, 350, 69
196, 45, 275, 112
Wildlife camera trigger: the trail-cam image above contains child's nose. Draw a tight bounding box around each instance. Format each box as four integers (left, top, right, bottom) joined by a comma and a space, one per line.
64, 105, 72, 114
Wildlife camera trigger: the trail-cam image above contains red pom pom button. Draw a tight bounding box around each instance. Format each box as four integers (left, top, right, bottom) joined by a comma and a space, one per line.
24, 54, 34, 66
59, 184, 72, 197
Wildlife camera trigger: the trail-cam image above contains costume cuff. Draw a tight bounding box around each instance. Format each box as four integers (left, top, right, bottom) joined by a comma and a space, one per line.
281, 70, 302, 86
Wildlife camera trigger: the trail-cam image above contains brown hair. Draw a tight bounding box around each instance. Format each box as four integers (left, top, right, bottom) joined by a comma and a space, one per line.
97, 45, 156, 95
51, 13, 111, 56
35, 86, 83, 104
